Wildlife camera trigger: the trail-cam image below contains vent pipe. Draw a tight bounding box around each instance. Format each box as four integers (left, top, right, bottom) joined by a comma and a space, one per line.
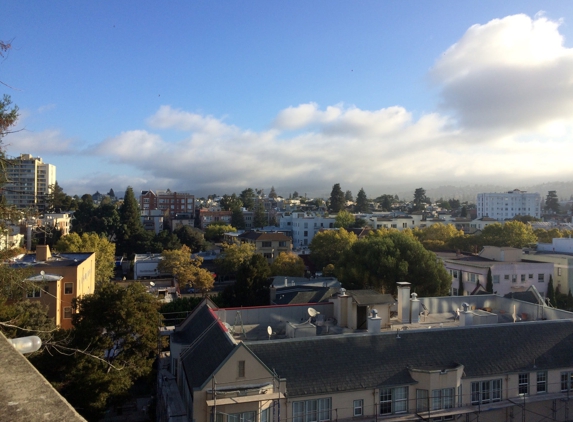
367, 308, 382, 334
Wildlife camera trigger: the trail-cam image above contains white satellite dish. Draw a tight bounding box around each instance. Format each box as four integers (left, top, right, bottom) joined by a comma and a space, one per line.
150, 281, 156, 287
40, 270, 45, 276
308, 307, 319, 317
267, 326, 272, 336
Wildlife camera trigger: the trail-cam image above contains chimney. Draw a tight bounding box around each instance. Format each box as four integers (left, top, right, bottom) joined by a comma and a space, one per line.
367, 309, 382, 333
335, 288, 350, 328
410, 293, 420, 323
397, 282, 411, 323
36, 245, 51, 262
459, 302, 473, 326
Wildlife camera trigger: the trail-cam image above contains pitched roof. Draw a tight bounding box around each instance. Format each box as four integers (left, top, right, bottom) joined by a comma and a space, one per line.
273, 287, 338, 305
247, 320, 573, 397
346, 290, 395, 305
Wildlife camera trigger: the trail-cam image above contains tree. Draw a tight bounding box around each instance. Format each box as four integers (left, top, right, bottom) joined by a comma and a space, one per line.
547, 275, 556, 307
460, 206, 468, 217
458, 270, 464, 296
292, 191, 299, 198
336, 230, 450, 296
174, 225, 207, 252
116, 187, 146, 256
355, 188, 369, 213
270, 252, 305, 277
215, 243, 255, 280
220, 193, 242, 211
412, 188, 427, 211
150, 229, 182, 252
345, 190, 353, 202
204, 222, 236, 242
56, 232, 116, 286
253, 203, 266, 228
545, 190, 560, 213
239, 188, 256, 210
46, 181, 74, 211
158, 245, 214, 294
269, 186, 278, 199
309, 228, 357, 271
231, 207, 246, 230
486, 268, 493, 293
0, 94, 18, 138
329, 183, 345, 213
534, 228, 563, 244
413, 223, 464, 251
374, 194, 394, 211
334, 210, 356, 229
221, 254, 271, 306
480, 221, 537, 248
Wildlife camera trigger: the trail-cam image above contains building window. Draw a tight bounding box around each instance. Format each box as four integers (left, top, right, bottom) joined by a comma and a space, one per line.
470, 273, 476, 282
263, 253, 273, 259
471, 379, 502, 405
63, 307, 72, 319
537, 372, 547, 394
228, 412, 255, 422
26, 286, 41, 298
453, 271, 458, 278
279, 241, 286, 247
402, 223, 407, 228
380, 386, 408, 415
432, 388, 454, 410
293, 398, 331, 422
304, 231, 308, 237
561, 372, 573, 391
538, 274, 545, 282
529, 274, 533, 279
518, 373, 529, 395
493, 275, 500, 284
260, 408, 270, 422
558, 268, 562, 276
353, 399, 363, 417
416, 389, 428, 412
521, 274, 526, 283
238, 360, 245, 378
64, 282, 73, 295
504, 274, 510, 280
262, 241, 271, 248
512, 274, 517, 283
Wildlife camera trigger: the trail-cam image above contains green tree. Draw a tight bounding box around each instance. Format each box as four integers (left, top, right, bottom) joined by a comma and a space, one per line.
151, 229, 182, 251
345, 190, 353, 202
412, 188, 427, 211
56, 232, 116, 286
458, 270, 464, 296
309, 228, 357, 271
480, 221, 537, 248
221, 254, 271, 306
116, 187, 146, 256
46, 181, 74, 211
413, 223, 464, 251
215, 243, 255, 280
460, 206, 467, 217
231, 207, 246, 230
269, 186, 278, 199
239, 188, 256, 210
534, 228, 563, 244
545, 190, 560, 213
486, 268, 493, 293
547, 275, 556, 307
204, 222, 236, 242
355, 188, 369, 213
220, 193, 242, 211
174, 225, 207, 252
336, 230, 450, 296
158, 245, 214, 294
253, 203, 266, 228
334, 210, 356, 229
270, 252, 305, 277
374, 194, 394, 211
329, 183, 345, 213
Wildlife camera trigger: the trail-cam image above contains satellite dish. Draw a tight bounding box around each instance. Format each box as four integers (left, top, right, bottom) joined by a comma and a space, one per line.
267, 326, 272, 336
150, 281, 155, 287
308, 307, 319, 317
40, 270, 45, 276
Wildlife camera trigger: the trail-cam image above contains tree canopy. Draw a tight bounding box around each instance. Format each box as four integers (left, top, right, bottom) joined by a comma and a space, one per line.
220, 254, 271, 307
215, 242, 255, 280
309, 228, 357, 271
270, 252, 305, 277
204, 222, 236, 242
355, 188, 369, 213
239, 188, 256, 210
545, 190, 560, 213
412, 187, 427, 211
334, 210, 356, 229
159, 245, 214, 293
329, 183, 345, 213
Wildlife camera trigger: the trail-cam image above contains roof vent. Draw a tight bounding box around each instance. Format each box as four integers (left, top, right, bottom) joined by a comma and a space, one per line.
462, 302, 470, 312
371, 309, 378, 318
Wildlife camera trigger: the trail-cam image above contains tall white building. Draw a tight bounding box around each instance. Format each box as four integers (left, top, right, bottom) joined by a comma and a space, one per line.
477, 189, 541, 221
4, 154, 56, 212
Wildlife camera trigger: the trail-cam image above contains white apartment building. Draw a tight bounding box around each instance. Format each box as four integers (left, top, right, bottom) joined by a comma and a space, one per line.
4, 154, 56, 212
477, 189, 541, 221
279, 212, 335, 248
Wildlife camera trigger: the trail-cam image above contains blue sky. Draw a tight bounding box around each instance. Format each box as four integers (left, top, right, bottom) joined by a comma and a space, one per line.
2, 1, 573, 198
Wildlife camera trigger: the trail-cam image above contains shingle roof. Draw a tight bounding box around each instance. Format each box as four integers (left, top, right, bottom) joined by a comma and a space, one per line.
247, 320, 573, 397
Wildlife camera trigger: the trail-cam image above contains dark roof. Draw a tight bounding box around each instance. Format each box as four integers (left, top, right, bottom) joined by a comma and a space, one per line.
11, 253, 92, 268
175, 303, 236, 390
238, 231, 291, 241
273, 287, 338, 305
346, 290, 395, 305
247, 320, 573, 397
503, 291, 542, 305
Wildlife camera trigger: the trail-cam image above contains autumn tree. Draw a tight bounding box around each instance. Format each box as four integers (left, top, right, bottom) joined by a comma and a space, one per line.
329, 183, 345, 213
158, 245, 214, 293
413, 223, 464, 251
355, 188, 369, 213
334, 209, 356, 229
214, 242, 255, 280
204, 222, 236, 242
270, 252, 305, 277
309, 228, 357, 271
56, 232, 116, 286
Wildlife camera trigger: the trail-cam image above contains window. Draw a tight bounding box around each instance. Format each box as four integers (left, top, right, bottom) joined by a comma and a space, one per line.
504, 274, 510, 280
493, 275, 500, 284
537, 372, 547, 394
561, 372, 573, 391
538, 274, 545, 282
521, 274, 526, 283
416, 389, 428, 412
263, 253, 273, 259
262, 241, 272, 248
63, 307, 72, 319
353, 399, 363, 416
279, 241, 286, 247
518, 373, 529, 395
432, 388, 454, 410
529, 274, 533, 279
558, 268, 562, 276
229, 412, 255, 422
470, 273, 476, 283
380, 386, 408, 415
512, 274, 517, 283
26, 286, 41, 298
293, 398, 331, 422
402, 223, 407, 228
238, 360, 245, 378
64, 282, 73, 295
391, 224, 397, 229
304, 231, 308, 237
453, 271, 458, 278
471, 379, 502, 405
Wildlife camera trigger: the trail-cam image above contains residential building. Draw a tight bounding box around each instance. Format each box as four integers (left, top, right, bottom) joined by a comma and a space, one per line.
477, 189, 541, 221
236, 231, 292, 264
279, 212, 335, 248
4, 153, 56, 212
198, 209, 232, 230
160, 285, 573, 422
439, 246, 553, 297
528, 237, 573, 298
37, 212, 73, 236
140, 189, 195, 218
13, 245, 95, 330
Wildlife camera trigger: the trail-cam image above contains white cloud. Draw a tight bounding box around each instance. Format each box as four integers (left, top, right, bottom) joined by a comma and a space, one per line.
5, 128, 80, 156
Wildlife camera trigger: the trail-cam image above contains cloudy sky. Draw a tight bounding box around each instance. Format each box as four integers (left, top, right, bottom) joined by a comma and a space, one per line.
2, 2, 573, 199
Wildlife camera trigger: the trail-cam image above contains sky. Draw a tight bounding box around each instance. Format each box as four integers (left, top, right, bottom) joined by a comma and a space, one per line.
2, 1, 573, 199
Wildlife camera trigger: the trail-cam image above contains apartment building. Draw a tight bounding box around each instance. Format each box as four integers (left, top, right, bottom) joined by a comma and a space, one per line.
4, 153, 56, 212
15, 245, 95, 330
160, 287, 573, 422
477, 189, 541, 221
279, 212, 335, 248
198, 209, 232, 230
140, 189, 195, 218
236, 231, 292, 264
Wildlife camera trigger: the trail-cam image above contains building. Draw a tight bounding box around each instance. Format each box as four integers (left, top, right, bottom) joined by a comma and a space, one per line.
439, 246, 553, 297
477, 189, 541, 221
279, 212, 335, 248
4, 153, 56, 212
198, 209, 232, 230
13, 245, 95, 330
140, 189, 195, 218
528, 237, 573, 298
236, 231, 292, 264
159, 285, 573, 422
